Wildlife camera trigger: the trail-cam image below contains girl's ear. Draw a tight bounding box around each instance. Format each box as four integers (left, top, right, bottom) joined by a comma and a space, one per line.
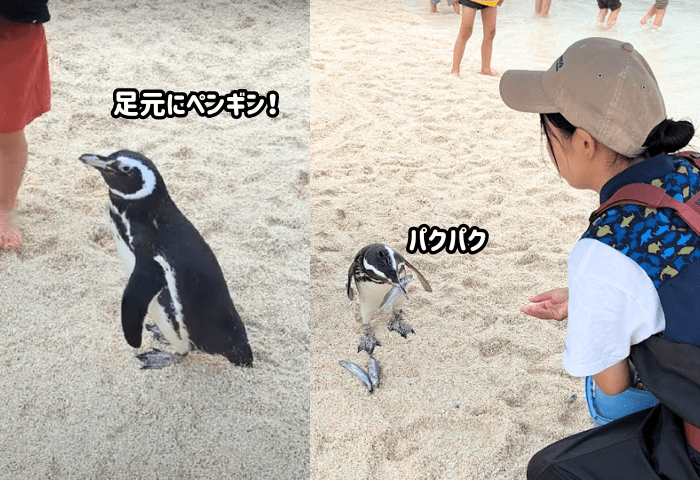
573, 128, 597, 160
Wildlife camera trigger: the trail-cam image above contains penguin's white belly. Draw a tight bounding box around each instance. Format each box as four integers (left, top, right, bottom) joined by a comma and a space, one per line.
358, 282, 393, 311
357, 278, 408, 324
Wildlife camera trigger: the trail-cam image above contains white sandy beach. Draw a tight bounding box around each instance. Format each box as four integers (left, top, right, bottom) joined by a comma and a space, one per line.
0, 2, 309, 479
310, 1, 601, 478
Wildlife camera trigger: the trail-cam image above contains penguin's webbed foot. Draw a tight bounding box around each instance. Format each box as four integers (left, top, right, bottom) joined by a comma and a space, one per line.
137, 348, 187, 369
357, 325, 381, 355
145, 324, 170, 344
388, 312, 415, 339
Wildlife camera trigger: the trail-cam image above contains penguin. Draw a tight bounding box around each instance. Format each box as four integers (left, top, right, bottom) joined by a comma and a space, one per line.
347, 243, 432, 355
79, 150, 253, 369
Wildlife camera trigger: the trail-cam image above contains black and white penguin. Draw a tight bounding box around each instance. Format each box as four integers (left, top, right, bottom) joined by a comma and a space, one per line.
347, 243, 432, 354
80, 150, 253, 369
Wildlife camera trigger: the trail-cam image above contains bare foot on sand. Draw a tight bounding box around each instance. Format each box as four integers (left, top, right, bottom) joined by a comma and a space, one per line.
0, 209, 21, 250
480, 69, 499, 77
451, 70, 460, 78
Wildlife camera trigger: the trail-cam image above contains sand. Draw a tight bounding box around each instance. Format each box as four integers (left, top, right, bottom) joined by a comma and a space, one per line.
310, 1, 602, 478
0, 2, 309, 479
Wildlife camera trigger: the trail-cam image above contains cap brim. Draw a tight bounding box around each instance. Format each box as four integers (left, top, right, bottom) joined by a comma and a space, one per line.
500, 70, 558, 114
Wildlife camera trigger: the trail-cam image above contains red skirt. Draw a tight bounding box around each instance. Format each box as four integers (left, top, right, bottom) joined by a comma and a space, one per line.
0, 17, 51, 133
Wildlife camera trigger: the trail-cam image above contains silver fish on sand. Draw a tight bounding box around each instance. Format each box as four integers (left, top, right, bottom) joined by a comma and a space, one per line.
339, 360, 373, 392
368, 357, 380, 388
378, 274, 413, 311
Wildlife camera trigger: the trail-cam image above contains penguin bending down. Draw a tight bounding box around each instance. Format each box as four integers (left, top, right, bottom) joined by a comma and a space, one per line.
347, 243, 432, 355
80, 150, 253, 369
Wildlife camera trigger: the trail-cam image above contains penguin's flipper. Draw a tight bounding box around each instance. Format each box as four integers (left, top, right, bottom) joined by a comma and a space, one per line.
403, 259, 432, 293
121, 257, 165, 349
347, 263, 355, 301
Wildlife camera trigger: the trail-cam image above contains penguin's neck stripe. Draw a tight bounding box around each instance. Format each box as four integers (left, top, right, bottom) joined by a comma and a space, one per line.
110, 156, 157, 200
363, 257, 388, 281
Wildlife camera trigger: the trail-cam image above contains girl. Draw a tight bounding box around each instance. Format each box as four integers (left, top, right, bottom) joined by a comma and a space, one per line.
451, 0, 504, 78
500, 37, 700, 479
0, 1, 51, 249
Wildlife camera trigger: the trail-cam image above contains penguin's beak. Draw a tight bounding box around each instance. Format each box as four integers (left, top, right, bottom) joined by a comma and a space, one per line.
79, 153, 109, 170
388, 272, 407, 294
396, 282, 408, 295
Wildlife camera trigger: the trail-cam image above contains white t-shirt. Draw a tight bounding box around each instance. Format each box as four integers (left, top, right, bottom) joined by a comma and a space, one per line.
563, 238, 666, 377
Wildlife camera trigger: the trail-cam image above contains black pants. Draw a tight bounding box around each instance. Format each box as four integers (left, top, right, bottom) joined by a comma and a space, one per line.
528, 405, 700, 479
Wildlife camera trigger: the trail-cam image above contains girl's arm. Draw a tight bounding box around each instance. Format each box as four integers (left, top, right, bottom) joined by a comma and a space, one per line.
592, 360, 632, 396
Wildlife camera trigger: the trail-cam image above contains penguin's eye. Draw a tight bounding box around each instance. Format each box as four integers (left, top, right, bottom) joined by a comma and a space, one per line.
119, 165, 132, 173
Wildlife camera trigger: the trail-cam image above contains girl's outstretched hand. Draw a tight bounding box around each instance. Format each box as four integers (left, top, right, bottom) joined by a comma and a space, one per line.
520, 288, 569, 321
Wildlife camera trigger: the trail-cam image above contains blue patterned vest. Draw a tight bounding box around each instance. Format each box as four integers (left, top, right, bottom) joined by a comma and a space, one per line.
581, 153, 700, 347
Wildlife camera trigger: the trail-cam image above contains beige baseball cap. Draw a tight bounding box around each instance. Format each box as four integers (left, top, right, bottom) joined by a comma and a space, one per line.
500, 37, 666, 157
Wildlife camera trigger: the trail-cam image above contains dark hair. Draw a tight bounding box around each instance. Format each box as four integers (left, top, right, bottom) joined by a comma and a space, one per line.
642, 118, 695, 158
540, 113, 696, 168
539, 113, 576, 170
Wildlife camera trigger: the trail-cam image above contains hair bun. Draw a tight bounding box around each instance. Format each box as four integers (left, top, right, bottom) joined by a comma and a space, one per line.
643, 119, 695, 157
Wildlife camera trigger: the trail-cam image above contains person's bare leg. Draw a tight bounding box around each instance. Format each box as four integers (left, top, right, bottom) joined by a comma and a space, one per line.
652, 7, 665, 26
451, 6, 477, 77
452, 0, 460, 14
0, 129, 27, 249
540, 0, 552, 16
480, 6, 498, 76
597, 8, 608, 24
608, 6, 620, 27
0, 130, 26, 212
431, 2, 437, 13
535, 0, 543, 14
640, 5, 655, 24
